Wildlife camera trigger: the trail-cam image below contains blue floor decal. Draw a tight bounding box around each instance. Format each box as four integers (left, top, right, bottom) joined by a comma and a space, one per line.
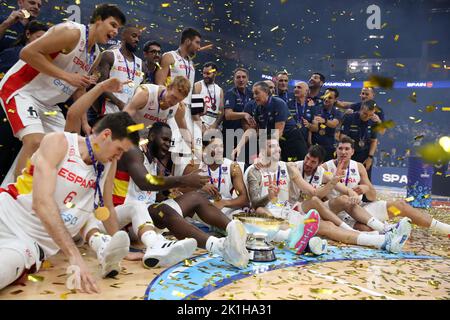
144, 246, 442, 300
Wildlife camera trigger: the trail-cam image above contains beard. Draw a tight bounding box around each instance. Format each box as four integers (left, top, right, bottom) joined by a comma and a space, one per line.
125, 42, 137, 53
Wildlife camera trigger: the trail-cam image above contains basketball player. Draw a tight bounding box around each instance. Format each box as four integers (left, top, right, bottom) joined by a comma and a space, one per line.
193, 62, 224, 132
183, 136, 250, 219
246, 139, 412, 254
0, 4, 126, 179
155, 27, 202, 159
0, 111, 139, 293
97, 25, 144, 114
323, 137, 450, 237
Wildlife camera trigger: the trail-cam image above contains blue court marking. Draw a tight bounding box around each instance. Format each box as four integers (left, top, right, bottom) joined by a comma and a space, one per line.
144, 246, 443, 300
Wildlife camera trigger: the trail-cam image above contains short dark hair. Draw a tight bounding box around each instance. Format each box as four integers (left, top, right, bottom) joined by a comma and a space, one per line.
253, 81, 271, 95
312, 72, 326, 83
203, 62, 218, 70
15, 20, 48, 46
338, 136, 355, 149
90, 4, 126, 25
93, 112, 139, 145
181, 28, 201, 44
308, 145, 325, 163
202, 135, 222, 148
148, 122, 171, 137
143, 40, 161, 52
233, 67, 249, 77
325, 88, 339, 98
361, 99, 376, 111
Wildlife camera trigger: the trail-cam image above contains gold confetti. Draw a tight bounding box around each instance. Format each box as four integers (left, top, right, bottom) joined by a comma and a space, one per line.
414, 119, 422, 124
320, 124, 327, 129
430, 64, 441, 69
310, 288, 334, 294
184, 259, 193, 266
7, 109, 15, 113
405, 197, 415, 202
158, 211, 164, 218
439, 136, 450, 152
388, 206, 401, 216
139, 139, 149, 147
28, 275, 44, 282
44, 111, 58, 116
394, 34, 399, 41
127, 123, 145, 134
270, 26, 279, 32
414, 135, 424, 141
423, 194, 431, 199
155, 62, 161, 69
373, 120, 396, 133
65, 202, 75, 209
161, 3, 171, 8
418, 143, 449, 163
208, 68, 217, 74
172, 290, 186, 298
409, 92, 417, 103
425, 105, 436, 112
146, 174, 165, 185
21, 9, 31, 19
381, 22, 388, 29
396, 63, 405, 68
41, 260, 52, 269
442, 107, 450, 111
364, 75, 394, 89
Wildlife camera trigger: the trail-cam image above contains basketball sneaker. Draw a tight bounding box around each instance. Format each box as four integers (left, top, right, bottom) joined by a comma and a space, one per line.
98, 231, 130, 278
220, 220, 249, 269
287, 209, 320, 254
382, 217, 412, 253
143, 238, 197, 268
306, 236, 328, 256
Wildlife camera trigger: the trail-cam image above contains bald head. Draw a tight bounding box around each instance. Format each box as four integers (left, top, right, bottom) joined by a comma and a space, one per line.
294, 81, 309, 99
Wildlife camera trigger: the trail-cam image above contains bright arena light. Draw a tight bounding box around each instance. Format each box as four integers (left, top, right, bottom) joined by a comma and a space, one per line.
438, 136, 450, 153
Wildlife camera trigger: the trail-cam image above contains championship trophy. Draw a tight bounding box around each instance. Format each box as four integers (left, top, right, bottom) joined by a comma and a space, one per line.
234, 213, 288, 262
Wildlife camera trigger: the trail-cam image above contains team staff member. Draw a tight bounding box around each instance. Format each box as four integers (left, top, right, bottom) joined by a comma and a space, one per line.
142, 40, 161, 84
275, 71, 292, 103
310, 88, 343, 161
340, 100, 378, 179
222, 67, 256, 158
0, 0, 42, 52
287, 81, 315, 148
232, 81, 306, 163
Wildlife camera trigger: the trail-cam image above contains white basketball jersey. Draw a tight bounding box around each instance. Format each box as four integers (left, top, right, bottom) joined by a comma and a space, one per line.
133, 84, 178, 137
167, 50, 195, 105
254, 162, 290, 206
124, 151, 157, 205
0, 22, 100, 107
205, 158, 234, 200
103, 48, 143, 114
325, 159, 361, 199
290, 161, 325, 203
0, 132, 111, 257
199, 80, 222, 127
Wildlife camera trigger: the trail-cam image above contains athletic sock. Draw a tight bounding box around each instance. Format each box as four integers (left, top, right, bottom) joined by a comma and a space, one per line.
206, 236, 224, 255
356, 233, 386, 248
140, 230, 161, 248
271, 229, 291, 242
88, 232, 111, 255
430, 219, 450, 235
367, 217, 385, 232
340, 222, 359, 232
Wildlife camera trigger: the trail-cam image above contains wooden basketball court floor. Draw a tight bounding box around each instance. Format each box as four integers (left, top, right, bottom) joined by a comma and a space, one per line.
1, 188, 448, 300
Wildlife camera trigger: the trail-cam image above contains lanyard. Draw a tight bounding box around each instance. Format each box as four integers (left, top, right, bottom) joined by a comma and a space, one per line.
205, 81, 216, 107
276, 165, 280, 186
85, 137, 104, 210
235, 88, 248, 105
157, 89, 166, 115
85, 26, 96, 70
256, 96, 273, 129
334, 160, 351, 186
177, 49, 191, 79
120, 49, 136, 82
295, 101, 306, 123
207, 165, 222, 192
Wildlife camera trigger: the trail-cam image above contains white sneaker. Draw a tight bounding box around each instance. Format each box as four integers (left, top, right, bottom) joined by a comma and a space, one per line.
382, 217, 412, 253
307, 237, 328, 256
221, 220, 249, 269
143, 238, 197, 268
98, 231, 130, 278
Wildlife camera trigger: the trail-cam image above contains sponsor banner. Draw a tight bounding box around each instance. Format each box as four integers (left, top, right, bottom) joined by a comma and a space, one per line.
372, 166, 408, 188
407, 157, 433, 208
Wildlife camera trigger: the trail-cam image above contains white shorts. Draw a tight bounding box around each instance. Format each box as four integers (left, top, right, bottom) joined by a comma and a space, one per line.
0, 93, 65, 140
161, 198, 184, 217
332, 200, 388, 228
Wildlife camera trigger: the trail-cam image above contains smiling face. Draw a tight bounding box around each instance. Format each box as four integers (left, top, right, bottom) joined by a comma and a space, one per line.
303, 153, 321, 175
263, 139, 281, 162
19, 0, 42, 18
144, 44, 161, 65
360, 87, 375, 102
122, 27, 141, 52
323, 89, 337, 108
202, 66, 216, 85
150, 126, 172, 157
94, 16, 122, 44
308, 73, 323, 89
294, 82, 309, 99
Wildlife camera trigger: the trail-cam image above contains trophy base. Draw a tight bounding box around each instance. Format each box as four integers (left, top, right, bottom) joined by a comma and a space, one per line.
247, 246, 276, 262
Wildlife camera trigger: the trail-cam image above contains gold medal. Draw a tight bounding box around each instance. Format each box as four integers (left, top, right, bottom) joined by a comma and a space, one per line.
21, 9, 31, 19
319, 129, 326, 136
127, 81, 135, 88
214, 194, 222, 202
94, 206, 110, 221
